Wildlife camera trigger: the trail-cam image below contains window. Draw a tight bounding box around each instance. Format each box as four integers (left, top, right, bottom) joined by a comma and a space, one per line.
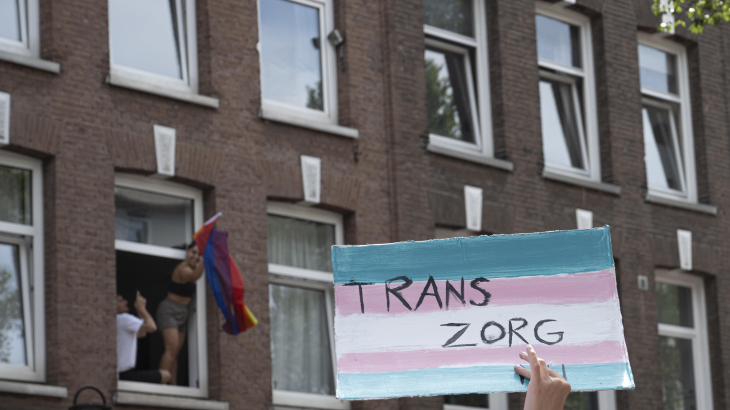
0, 151, 44, 383
267, 203, 348, 410
536, 3, 600, 182
258, 0, 338, 125
638, 35, 696, 203
114, 174, 208, 398
108, 0, 199, 94
0, 0, 39, 58
656, 270, 713, 410
423, 0, 495, 160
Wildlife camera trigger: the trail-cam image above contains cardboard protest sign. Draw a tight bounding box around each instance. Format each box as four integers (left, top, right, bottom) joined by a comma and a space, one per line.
332, 226, 634, 400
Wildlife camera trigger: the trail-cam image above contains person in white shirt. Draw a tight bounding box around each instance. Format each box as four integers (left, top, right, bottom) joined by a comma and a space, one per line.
117, 292, 171, 384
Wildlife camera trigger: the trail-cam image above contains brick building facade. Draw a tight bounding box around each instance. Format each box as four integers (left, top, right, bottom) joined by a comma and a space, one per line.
0, 0, 727, 409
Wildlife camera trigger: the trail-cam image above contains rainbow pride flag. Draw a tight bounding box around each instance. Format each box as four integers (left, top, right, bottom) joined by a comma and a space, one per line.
194, 213, 257, 335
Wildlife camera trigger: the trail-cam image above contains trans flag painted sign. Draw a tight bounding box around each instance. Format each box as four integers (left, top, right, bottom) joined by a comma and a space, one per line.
332, 226, 634, 400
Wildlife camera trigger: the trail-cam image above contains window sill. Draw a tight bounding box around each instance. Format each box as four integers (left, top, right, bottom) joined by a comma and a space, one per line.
645, 193, 717, 215
0, 50, 60, 73
0, 380, 67, 398
426, 143, 514, 171
273, 390, 350, 410
259, 108, 359, 139
542, 168, 621, 195
107, 73, 220, 109
114, 391, 228, 410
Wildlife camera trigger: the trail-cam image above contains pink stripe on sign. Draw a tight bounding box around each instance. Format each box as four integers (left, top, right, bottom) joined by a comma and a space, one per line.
335, 269, 617, 316
337, 340, 625, 374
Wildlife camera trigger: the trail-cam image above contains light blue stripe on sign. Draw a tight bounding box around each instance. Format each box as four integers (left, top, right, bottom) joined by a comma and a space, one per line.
332, 226, 614, 284
337, 362, 634, 400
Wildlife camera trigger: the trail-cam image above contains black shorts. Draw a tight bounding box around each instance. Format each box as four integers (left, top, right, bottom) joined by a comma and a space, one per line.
119, 369, 162, 384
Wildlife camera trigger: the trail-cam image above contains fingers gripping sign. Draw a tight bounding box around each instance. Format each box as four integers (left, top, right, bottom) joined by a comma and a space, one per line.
513, 345, 571, 410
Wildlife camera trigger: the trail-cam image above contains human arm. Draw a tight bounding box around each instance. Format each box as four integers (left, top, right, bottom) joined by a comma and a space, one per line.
177, 262, 205, 284
513, 345, 571, 410
134, 293, 157, 338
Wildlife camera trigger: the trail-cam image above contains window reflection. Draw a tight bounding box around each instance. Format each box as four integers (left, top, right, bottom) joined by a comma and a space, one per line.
563, 392, 598, 410
642, 104, 683, 192
0, 242, 27, 366
114, 187, 194, 249
0, 0, 21, 42
656, 282, 694, 327
639, 45, 678, 94
0, 165, 32, 226
109, 0, 184, 79
660, 336, 696, 410
539, 78, 585, 170
536, 15, 581, 68
425, 47, 475, 142
260, 0, 324, 111
423, 0, 474, 37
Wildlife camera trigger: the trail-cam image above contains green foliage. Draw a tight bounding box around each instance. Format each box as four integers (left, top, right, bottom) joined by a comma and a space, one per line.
652, 0, 730, 34
306, 81, 324, 111
0, 267, 23, 363
425, 58, 463, 140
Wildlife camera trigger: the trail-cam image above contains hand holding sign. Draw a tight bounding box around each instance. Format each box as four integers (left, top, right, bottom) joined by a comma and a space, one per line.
515, 345, 572, 410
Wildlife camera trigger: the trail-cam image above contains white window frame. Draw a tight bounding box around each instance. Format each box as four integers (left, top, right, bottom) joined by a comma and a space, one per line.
114, 173, 208, 399
257, 0, 339, 126
0, 151, 44, 384
108, 0, 199, 95
536, 2, 600, 183
639, 33, 697, 203
656, 269, 713, 410
0, 0, 39, 58
267, 202, 349, 410
424, 0, 495, 160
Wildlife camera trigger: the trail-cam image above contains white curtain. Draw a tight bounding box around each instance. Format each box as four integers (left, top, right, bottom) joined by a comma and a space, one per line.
269, 284, 334, 395
267, 215, 334, 272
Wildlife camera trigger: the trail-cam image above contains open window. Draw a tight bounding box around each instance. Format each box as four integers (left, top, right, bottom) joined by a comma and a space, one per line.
655, 270, 713, 410
108, 0, 199, 94
638, 35, 696, 204
114, 174, 208, 398
267, 202, 348, 410
423, 0, 496, 162
258, 0, 339, 126
0, 151, 44, 384
536, 3, 600, 183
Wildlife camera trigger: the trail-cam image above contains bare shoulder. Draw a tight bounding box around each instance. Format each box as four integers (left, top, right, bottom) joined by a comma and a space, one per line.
172, 261, 193, 282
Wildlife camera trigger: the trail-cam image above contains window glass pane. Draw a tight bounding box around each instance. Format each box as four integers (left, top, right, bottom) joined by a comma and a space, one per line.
444, 394, 488, 407
536, 15, 581, 68
425, 47, 476, 143
0, 241, 27, 366
423, 0, 474, 37
270, 283, 334, 395
114, 187, 194, 249
0, 165, 32, 226
109, 0, 183, 79
656, 282, 694, 327
639, 45, 678, 94
539, 78, 585, 170
564, 392, 598, 410
660, 336, 696, 410
0, 0, 21, 42
260, 0, 324, 111
642, 105, 683, 192
267, 214, 335, 272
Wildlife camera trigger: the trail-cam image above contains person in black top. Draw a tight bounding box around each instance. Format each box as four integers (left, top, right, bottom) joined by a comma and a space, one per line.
157, 242, 205, 385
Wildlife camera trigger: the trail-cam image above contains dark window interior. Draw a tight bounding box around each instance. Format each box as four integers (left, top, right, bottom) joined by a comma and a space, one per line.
116, 250, 191, 387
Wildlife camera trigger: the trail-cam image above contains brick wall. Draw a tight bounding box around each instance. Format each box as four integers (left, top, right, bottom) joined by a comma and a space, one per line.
0, 0, 728, 409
